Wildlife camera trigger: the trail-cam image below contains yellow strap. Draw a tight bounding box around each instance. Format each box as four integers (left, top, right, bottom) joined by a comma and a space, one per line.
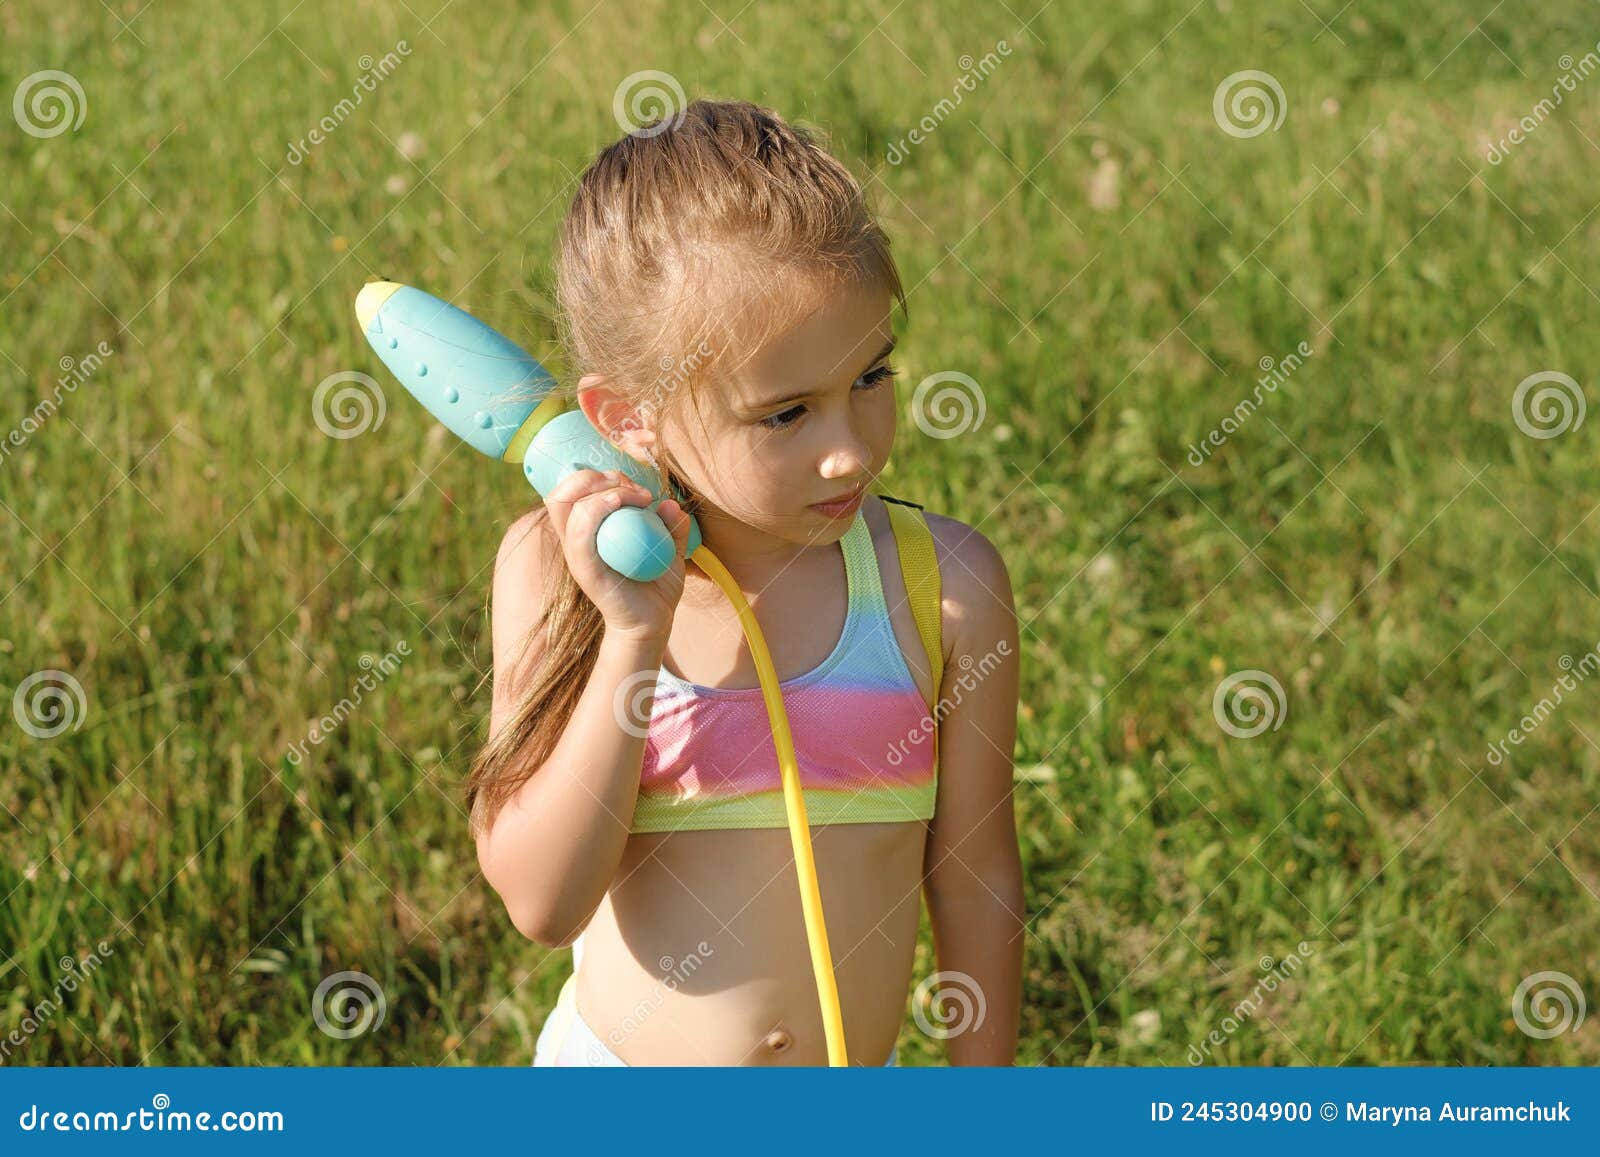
883, 496, 943, 721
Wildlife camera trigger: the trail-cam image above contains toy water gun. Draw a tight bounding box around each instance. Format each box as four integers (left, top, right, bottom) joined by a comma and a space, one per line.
353, 280, 851, 1066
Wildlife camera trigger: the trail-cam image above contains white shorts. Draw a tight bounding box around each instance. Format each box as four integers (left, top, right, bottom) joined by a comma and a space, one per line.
532, 967, 900, 1067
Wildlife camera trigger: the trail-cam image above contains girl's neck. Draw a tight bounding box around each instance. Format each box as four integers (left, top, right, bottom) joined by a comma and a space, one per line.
687, 504, 846, 599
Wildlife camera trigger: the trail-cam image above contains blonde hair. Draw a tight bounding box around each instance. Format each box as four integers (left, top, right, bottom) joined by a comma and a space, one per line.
465, 98, 905, 837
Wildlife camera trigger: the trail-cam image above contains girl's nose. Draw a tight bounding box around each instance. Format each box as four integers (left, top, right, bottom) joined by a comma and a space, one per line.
819, 439, 869, 479
818, 415, 872, 479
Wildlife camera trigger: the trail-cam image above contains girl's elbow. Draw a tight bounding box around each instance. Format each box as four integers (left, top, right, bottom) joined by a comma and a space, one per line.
485, 872, 567, 946
476, 837, 559, 945
510, 902, 564, 947
509, 899, 587, 948
472, 810, 597, 947
480, 861, 581, 947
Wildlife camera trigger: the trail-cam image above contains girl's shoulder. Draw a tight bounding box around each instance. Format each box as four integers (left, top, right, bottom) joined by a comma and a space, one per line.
864, 495, 1016, 671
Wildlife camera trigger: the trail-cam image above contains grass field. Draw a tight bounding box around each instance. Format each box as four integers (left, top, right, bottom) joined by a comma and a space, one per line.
3, 0, 1599, 1066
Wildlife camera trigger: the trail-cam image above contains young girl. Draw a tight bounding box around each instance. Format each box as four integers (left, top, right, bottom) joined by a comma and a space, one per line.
467, 99, 1024, 1066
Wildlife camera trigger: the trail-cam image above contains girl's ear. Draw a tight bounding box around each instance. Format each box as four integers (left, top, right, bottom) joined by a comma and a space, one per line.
575, 373, 657, 462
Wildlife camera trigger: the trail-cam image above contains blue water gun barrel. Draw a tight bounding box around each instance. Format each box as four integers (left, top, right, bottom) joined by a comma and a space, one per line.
354, 280, 700, 579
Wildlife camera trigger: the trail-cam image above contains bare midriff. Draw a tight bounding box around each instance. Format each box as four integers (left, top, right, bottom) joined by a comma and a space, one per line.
574, 817, 927, 1065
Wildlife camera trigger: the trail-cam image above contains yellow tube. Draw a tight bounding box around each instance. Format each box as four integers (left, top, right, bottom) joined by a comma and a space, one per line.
688, 543, 849, 1067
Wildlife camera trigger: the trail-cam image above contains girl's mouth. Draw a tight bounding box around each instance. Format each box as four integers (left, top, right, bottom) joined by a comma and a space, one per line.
808, 486, 865, 519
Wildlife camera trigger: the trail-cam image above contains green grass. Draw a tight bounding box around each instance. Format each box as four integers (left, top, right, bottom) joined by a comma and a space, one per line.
3, 0, 1599, 1065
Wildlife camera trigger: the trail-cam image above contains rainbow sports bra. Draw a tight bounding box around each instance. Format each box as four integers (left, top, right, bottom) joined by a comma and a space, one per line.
629, 497, 944, 834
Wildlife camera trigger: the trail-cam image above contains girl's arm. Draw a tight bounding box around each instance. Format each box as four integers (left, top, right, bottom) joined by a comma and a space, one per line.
920, 517, 1025, 1065
474, 508, 668, 947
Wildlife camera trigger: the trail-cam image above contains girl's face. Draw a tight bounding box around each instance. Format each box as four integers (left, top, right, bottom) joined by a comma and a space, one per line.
662, 275, 897, 546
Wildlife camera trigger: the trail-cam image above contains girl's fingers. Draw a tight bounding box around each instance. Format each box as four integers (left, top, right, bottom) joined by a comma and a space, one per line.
545, 470, 649, 537
544, 469, 608, 537
553, 474, 655, 567
547, 468, 618, 506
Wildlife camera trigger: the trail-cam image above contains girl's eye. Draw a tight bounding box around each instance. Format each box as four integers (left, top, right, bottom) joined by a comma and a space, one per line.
758, 363, 897, 431
858, 363, 897, 389
760, 404, 806, 430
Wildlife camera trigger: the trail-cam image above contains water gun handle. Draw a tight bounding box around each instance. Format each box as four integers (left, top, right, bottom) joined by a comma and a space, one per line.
521, 409, 702, 579
354, 279, 701, 580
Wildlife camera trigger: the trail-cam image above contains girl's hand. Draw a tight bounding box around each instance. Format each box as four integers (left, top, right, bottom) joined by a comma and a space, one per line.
543, 467, 692, 644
